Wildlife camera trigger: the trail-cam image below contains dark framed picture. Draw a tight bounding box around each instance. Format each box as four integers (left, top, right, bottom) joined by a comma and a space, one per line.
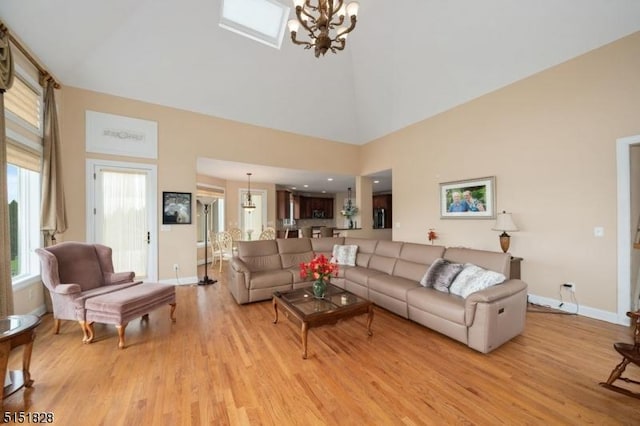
162, 192, 192, 224
440, 176, 496, 219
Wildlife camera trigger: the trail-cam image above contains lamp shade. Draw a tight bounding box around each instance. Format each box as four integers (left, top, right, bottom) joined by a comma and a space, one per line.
492, 211, 518, 232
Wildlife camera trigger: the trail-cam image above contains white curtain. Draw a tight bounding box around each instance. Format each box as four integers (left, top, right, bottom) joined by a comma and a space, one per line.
101, 170, 147, 276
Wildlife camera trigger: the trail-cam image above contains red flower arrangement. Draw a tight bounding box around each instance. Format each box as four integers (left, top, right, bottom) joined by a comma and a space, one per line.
300, 254, 339, 282
428, 229, 438, 244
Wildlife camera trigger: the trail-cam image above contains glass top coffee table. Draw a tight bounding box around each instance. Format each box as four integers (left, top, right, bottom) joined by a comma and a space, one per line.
272, 284, 373, 359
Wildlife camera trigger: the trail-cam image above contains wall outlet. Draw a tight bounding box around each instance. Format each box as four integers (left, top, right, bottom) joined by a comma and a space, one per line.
173, 264, 179, 271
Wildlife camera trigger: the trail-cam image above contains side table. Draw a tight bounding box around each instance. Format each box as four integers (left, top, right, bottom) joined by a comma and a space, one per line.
0, 314, 41, 410
510, 257, 523, 280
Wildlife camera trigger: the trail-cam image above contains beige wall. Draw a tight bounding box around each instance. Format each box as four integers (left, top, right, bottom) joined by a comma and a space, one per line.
16, 32, 639, 316
361, 32, 640, 313
58, 88, 360, 281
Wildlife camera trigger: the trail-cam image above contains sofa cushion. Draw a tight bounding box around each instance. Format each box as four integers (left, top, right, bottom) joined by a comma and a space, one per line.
368, 274, 420, 301
420, 258, 464, 292
344, 237, 378, 267
443, 247, 510, 276
406, 287, 466, 325
311, 237, 345, 258
393, 243, 446, 282
248, 269, 293, 290
344, 266, 386, 286
277, 238, 314, 269
332, 244, 358, 266
369, 240, 403, 274
449, 264, 506, 298
237, 240, 282, 272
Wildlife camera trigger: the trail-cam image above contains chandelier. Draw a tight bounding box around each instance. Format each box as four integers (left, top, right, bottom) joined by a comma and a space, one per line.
287, 0, 360, 58
242, 173, 256, 210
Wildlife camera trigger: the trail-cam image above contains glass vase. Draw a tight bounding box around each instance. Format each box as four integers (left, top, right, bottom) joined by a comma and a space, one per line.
312, 279, 327, 299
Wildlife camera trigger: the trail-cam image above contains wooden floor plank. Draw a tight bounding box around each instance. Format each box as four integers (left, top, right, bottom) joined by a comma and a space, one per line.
3, 263, 640, 425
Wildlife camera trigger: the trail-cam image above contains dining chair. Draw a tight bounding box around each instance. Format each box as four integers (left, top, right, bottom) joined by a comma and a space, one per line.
600, 310, 640, 399
259, 227, 276, 240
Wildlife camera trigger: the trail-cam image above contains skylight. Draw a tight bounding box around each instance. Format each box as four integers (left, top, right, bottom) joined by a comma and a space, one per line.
220, 0, 289, 49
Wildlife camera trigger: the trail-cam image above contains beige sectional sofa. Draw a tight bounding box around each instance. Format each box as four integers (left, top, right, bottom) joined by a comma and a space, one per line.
228, 237, 527, 353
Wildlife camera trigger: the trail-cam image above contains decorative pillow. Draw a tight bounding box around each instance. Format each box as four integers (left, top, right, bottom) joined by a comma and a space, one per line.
449, 263, 506, 298
419, 258, 464, 292
331, 244, 358, 266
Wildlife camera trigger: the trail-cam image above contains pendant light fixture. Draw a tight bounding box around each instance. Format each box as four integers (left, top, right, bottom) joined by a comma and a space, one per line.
242, 172, 256, 210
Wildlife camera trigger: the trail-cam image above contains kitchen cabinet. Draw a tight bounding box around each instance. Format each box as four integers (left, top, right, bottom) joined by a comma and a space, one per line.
277, 190, 291, 220
298, 196, 334, 219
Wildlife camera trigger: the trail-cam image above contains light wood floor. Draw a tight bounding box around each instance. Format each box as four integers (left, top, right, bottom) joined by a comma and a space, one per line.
4, 263, 640, 425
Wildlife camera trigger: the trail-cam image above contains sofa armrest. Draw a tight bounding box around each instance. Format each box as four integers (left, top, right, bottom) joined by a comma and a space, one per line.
466, 280, 527, 304
464, 279, 527, 326
104, 271, 135, 285
230, 257, 250, 274
228, 258, 253, 304
54, 284, 82, 295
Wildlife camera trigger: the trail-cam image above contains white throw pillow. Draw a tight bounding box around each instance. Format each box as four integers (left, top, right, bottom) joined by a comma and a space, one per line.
449, 263, 506, 298
331, 244, 358, 266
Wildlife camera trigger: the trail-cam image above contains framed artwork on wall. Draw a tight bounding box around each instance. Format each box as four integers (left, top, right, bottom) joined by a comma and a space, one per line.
162, 192, 192, 224
440, 176, 496, 219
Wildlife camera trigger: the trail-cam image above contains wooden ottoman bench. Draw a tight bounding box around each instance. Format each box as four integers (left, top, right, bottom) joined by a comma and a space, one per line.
82, 282, 176, 349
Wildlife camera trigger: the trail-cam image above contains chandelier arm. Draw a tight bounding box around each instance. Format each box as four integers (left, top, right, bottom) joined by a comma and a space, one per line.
304, 0, 315, 10
326, 0, 334, 21
329, 15, 345, 29
296, 6, 316, 34
338, 14, 357, 36
331, 0, 345, 20
290, 32, 314, 48
331, 39, 346, 51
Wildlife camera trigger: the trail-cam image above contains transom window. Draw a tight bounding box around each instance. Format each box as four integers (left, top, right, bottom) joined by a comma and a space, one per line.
220, 0, 289, 49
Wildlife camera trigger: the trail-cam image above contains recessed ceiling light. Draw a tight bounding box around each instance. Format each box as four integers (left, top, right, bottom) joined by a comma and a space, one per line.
374, 180, 380, 184
327, 178, 334, 181
304, 184, 309, 188
322, 190, 326, 193
291, 187, 297, 190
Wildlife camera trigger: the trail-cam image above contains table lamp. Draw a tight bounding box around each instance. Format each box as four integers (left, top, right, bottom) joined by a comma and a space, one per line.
492, 211, 518, 253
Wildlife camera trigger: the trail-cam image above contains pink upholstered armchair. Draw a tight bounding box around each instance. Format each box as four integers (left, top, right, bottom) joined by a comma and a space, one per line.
35, 242, 141, 336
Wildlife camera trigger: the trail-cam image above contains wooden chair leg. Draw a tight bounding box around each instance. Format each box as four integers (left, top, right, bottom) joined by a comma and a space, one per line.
599, 358, 640, 399
116, 323, 128, 349
53, 318, 61, 334
170, 303, 177, 322
604, 358, 631, 386
81, 321, 95, 344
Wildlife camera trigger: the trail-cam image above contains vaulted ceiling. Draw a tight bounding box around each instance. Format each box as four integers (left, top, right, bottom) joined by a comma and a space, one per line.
1, 0, 639, 146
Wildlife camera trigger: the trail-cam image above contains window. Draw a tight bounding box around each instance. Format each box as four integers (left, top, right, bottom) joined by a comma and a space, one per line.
7, 164, 40, 282
4, 62, 44, 287
220, 0, 289, 49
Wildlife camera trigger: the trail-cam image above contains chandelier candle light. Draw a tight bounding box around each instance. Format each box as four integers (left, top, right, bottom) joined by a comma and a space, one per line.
287, 0, 360, 58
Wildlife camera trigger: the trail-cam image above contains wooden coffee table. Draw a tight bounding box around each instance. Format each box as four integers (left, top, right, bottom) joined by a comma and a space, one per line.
272, 284, 373, 359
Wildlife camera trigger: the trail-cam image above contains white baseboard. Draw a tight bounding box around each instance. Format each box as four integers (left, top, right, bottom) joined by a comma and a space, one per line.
527, 293, 624, 325
158, 275, 199, 286
29, 305, 47, 317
